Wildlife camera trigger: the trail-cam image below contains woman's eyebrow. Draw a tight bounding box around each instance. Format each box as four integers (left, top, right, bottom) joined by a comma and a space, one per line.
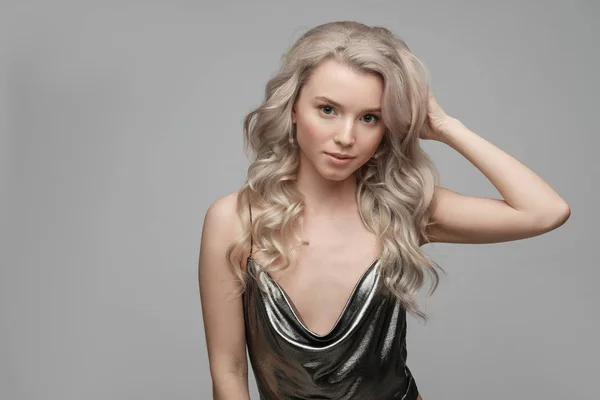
314, 96, 381, 113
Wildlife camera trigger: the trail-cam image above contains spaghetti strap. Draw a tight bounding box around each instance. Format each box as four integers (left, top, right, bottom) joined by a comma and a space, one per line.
248, 202, 253, 257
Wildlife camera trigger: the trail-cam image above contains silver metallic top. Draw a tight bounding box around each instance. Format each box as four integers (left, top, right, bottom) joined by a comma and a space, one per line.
242, 206, 419, 399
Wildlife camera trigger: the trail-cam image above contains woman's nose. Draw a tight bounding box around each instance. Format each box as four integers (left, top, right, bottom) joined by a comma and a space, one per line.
333, 121, 355, 146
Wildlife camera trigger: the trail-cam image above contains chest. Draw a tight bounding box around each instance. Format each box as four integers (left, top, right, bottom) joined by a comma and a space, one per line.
265, 225, 381, 337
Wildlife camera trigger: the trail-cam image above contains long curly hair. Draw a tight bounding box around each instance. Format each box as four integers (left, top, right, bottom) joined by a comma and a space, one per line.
226, 21, 444, 323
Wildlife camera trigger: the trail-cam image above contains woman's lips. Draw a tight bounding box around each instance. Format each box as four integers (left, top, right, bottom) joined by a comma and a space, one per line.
325, 152, 355, 165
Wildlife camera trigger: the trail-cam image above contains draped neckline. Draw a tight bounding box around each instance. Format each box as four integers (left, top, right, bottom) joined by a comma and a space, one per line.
247, 255, 381, 338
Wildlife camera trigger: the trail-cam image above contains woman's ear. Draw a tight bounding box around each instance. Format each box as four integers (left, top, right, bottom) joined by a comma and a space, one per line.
291, 105, 297, 124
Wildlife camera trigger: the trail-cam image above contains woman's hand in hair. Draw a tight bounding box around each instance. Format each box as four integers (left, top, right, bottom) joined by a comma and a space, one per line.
421, 91, 459, 141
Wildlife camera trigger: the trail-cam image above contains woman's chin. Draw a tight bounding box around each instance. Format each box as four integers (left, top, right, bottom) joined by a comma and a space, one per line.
317, 169, 355, 182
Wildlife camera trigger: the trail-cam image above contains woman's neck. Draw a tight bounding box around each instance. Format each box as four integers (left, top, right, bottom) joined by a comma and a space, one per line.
295, 162, 358, 218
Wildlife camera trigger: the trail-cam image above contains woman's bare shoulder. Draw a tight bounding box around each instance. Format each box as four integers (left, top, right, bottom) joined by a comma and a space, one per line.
203, 190, 244, 239
206, 190, 239, 216
201, 190, 251, 270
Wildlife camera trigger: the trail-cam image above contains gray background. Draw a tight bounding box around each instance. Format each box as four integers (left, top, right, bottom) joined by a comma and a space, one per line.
2, 0, 598, 399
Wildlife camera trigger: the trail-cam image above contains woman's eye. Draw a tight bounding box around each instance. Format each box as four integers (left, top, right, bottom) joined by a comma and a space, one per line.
319, 105, 378, 124
320, 105, 335, 115
363, 114, 379, 124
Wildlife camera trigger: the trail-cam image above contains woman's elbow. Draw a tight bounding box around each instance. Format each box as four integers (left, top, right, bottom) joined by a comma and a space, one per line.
211, 370, 250, 400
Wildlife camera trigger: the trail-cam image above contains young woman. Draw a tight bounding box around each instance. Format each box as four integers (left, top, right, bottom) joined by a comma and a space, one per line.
198, 21, 570, 400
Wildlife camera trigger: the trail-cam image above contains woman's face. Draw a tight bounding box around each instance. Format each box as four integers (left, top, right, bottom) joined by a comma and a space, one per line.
291, 59, 386, 182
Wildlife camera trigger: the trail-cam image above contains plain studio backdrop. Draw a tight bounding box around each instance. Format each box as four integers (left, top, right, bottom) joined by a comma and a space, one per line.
1, 1, 598, 399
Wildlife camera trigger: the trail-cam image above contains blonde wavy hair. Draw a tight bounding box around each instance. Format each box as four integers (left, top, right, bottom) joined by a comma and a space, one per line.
226, 20, 444, 323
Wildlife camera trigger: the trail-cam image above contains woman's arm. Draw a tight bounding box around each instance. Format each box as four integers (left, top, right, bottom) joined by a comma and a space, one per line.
198, 192, 250, 400
421, 93, 570, 245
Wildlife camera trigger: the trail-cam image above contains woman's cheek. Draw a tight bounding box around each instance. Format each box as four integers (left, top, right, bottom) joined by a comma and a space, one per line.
300, 116, 327, 143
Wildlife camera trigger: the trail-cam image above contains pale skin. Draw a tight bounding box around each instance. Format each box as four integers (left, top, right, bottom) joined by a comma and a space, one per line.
198, 59, 570, 399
